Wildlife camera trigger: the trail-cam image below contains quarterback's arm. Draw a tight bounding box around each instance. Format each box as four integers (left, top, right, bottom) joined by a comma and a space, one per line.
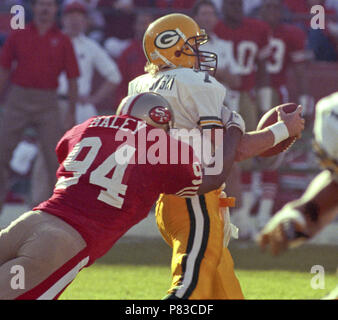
235, 128, 274, 162
235, 105, 305, 161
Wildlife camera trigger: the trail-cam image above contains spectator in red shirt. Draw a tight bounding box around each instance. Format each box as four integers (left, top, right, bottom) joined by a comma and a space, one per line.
214, 0, 272, 126
260, 0, 314, 113
114, 11, 153, 107
0, 0, 79, 215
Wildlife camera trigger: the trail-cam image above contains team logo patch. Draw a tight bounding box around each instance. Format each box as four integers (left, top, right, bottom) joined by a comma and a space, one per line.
149, 106, 171, 124
155, 30, 180, 49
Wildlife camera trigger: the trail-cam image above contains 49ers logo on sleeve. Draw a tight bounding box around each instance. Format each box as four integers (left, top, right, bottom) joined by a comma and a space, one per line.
149, 106, 171, 124
155, 30, 180, 49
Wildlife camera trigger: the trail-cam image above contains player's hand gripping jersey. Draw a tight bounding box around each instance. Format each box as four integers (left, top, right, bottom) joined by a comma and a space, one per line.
36, 114, 202, 263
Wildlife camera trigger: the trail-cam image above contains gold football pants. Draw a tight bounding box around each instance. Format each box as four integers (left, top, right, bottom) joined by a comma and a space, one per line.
155, 190, 244, 299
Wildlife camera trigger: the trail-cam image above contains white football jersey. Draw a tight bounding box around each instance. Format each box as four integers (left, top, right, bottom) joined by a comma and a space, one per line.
128, 68, 226, 130
129, 68, 227, 168
313, 92, 338, 180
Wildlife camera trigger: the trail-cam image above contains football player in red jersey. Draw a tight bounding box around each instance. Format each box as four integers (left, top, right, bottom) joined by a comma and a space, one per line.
260, 0, 314, 114
0, 90, 244, 300
214, 0, 272, 127
0, 87, 304, 299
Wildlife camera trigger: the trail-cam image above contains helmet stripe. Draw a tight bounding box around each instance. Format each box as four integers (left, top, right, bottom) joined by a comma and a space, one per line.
154, 50, 177, 68
175, 28, 187, 42
126, 92, 148, 115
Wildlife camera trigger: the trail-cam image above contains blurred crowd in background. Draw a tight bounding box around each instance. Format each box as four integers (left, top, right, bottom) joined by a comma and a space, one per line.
1, 0, 337, 60
0, 0, 337, 235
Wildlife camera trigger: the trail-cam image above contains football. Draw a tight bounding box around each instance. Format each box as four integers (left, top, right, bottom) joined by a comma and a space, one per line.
257, 103, 298, 157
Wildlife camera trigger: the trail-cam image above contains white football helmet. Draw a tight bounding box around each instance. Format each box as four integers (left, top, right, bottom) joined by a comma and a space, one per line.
313, 91, 338, 175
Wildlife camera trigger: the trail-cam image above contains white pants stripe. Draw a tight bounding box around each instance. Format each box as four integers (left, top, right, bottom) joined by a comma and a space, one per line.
37, 256, 90, 300
175, 196, 206, 299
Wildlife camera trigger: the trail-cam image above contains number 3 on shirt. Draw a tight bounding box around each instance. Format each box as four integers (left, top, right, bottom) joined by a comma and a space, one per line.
55, 137, 136, 209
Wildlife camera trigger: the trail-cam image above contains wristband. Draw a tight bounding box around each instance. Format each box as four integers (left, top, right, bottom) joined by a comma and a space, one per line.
268, 121, 289, 146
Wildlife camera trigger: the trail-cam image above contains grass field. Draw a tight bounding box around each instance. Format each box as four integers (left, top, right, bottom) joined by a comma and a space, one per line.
59, 238, 337, 300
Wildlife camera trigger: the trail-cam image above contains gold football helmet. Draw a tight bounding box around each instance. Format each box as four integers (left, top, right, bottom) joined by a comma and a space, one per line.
116, 92, 174, 131
143, 13, 217, 74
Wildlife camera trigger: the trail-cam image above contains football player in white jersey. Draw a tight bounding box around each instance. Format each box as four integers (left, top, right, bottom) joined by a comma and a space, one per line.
127, 13, 305, 299
259, 92, 338, 256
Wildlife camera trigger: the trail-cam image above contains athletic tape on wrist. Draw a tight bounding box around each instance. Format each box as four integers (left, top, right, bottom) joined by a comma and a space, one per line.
268, 121, 289, 146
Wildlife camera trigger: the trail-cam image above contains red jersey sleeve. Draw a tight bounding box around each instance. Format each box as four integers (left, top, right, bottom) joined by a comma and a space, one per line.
0, 32, 16, 69
162, 140, 202, 198
63, 35, 80, 79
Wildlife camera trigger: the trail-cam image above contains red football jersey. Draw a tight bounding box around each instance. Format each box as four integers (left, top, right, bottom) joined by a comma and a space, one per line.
214, 18, 271, 91
266, 24, 307, 88
35, 115, 202, 263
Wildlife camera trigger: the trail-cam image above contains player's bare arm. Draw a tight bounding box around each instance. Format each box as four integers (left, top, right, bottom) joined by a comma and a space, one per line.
235, 105, 305, 161
258, 170, 338, 255
197, 105, 304, 194
287, 171, 338, 236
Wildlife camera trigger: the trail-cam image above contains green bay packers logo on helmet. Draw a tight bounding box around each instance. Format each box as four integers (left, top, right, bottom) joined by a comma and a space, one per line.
155, 30, 180, 49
